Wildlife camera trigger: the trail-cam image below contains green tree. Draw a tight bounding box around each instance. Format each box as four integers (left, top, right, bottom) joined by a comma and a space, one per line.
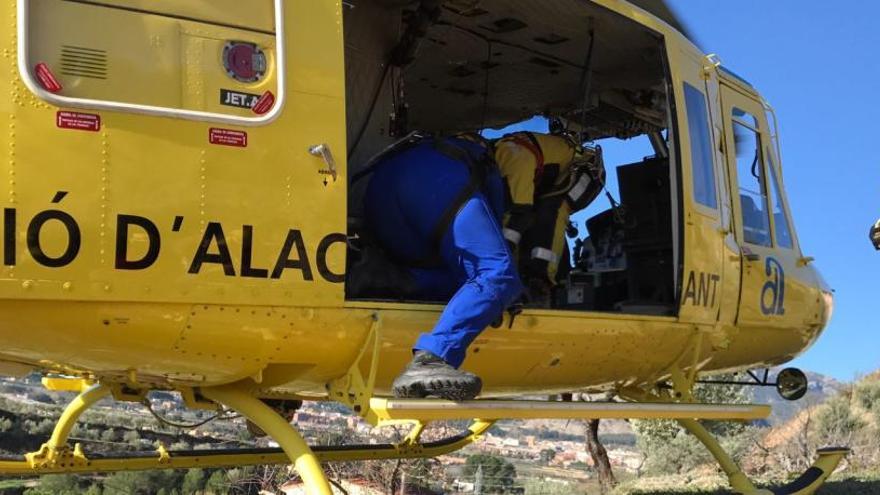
102, 470, 183, 495
523, 479, 572, 495
815, 393, 865, 444
0, 417, 12, 432
205, 470, 228, 494
539, 448, 556, 464
401, 458, 442, 492
854, 380, 880, 427
632, 373, 752, 474
122, 429, 140, 446
101, 427, 117, 443
182, 468, 206, 494
103, 472, 154, 495
170, 440, 192, 451
23, 475, 81, 495
24, 418, 55, 436
464, 454, 516, 493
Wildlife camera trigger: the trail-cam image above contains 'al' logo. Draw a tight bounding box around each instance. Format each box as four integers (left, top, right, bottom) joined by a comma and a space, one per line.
761, 257, 785, 316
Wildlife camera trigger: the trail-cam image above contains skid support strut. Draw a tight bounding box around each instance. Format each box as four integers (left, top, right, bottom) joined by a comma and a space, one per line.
201, 384, 333, 495
25, 382, 110, 469
678, 418, 767, 495
679, 419, 849, 495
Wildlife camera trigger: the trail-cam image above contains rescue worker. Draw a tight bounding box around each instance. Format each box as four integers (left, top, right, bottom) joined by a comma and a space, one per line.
494, 132, 605, 302
363, 135, 523, 401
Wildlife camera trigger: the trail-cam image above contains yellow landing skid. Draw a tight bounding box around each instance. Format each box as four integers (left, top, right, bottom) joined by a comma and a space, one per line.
369, 398, 771, 423
0, 399, 768, 477
0, 420, 495, 476
677, 418, 849, 495
0, 379, 848, 495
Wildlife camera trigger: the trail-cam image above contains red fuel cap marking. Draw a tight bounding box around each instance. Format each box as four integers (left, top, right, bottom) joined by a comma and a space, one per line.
252, 91, 275, 115
35, 63, 62, 93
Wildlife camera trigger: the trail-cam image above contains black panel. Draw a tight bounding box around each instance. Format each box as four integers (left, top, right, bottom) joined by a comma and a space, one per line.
480, 17, 528, 33
616, 158, 674, 308
534, 33, 570, 45
617, 158, 672, 250
771, 467, 824, 495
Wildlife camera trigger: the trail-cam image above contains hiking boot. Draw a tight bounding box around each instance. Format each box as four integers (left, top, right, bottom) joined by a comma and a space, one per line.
392, 351, 482, 401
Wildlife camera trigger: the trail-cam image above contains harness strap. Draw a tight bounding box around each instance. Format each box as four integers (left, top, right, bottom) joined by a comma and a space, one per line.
357, 136, 494, 268
506, 132, 545, 184
502, 228, 522, 245
531, 247, 559, 264
425, 139, 492, 263
350, 132, 426, 185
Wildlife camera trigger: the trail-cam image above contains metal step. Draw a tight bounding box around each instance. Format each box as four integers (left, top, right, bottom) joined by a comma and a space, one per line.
370, 398, 771, 422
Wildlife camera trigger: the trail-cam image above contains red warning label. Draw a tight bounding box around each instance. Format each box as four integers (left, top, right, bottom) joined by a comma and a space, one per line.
252, 91, 275, 115
209, 128, 248, 147
35, 63, 63, 93
56, 111, 100, 132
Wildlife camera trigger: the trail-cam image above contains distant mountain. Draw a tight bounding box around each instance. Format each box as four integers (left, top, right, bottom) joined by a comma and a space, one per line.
753, 368, 845, 426
478, 369, 845, 447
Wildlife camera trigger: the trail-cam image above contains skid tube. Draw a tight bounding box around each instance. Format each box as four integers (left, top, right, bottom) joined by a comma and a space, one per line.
678, 419, 849, 495
0, 420, 495, 476
0, 379, 848, 495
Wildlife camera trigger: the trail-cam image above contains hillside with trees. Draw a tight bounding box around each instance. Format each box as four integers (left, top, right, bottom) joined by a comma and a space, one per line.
0, 371, 877, 494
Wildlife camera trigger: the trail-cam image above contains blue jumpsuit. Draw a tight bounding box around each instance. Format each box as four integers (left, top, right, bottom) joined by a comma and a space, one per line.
364, 138, 523, 368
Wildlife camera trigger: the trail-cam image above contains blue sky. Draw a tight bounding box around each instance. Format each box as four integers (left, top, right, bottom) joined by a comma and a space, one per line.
489, 2, 877, 382
666, 0, 879, 382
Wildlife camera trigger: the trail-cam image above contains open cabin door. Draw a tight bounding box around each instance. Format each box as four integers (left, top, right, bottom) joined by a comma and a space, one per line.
719, 81, 817, 330
674, 53, 727, 325
17, 1, 348, 307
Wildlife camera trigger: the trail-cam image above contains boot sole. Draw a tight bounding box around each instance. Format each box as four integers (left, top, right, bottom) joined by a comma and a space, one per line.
393, 377, 482, 401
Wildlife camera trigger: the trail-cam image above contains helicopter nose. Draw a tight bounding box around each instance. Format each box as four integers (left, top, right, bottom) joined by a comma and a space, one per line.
820, 289, 834, 328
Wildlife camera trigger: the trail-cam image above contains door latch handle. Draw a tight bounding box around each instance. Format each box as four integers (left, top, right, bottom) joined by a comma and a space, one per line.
744, 253, 761, 262
309, 143, 337, 182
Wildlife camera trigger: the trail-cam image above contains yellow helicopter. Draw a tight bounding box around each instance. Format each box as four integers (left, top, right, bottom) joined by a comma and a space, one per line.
0, 0, 845, 493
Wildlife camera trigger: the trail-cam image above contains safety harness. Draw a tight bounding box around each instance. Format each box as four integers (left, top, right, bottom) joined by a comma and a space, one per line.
355, 134, 497, 268
503, 132, 547, 185
499, 135, 607, 283
425, 137, 497, 265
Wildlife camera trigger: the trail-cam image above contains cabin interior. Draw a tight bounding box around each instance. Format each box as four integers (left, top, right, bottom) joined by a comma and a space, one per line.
344, 0, 680, 316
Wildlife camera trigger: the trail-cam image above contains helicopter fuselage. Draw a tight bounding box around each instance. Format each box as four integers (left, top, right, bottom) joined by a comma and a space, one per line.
0, 0, 831, 399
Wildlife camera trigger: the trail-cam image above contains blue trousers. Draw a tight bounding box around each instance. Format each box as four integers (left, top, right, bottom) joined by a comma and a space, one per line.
364, 140, 523, 368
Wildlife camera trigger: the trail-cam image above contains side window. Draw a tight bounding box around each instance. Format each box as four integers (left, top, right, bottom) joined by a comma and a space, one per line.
766, 150, 794, 248
683, 83, 717, 209
732, 110, 771, 246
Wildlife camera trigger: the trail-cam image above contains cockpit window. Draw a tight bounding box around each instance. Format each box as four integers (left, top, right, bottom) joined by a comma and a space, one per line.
732, 115, 771, 247
733, 107, 759, 128
766, 150, 794, 249
683, 83, 717, 210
